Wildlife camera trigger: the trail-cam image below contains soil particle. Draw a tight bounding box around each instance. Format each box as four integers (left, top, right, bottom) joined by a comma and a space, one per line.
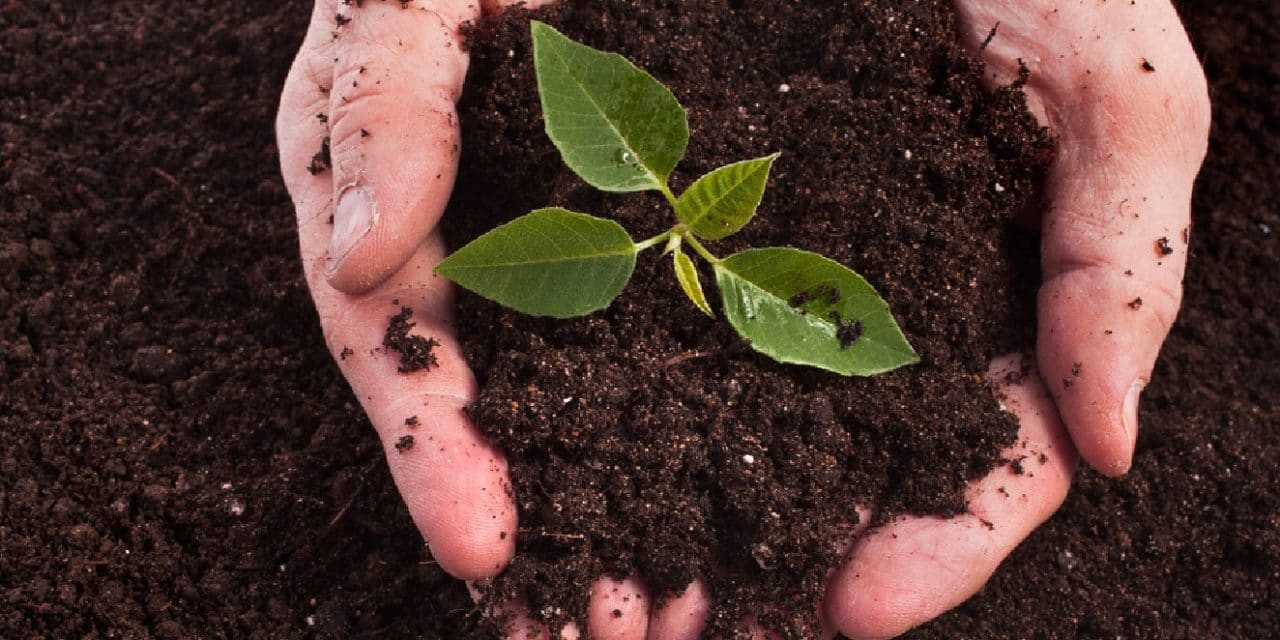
786, 290, 814, 308
395, 435, 415, 452
1010, 456, 1027, 475
307, 136, 332, 175
836, 318, 864, 349
1129, 297, 1145, 310
1141, 57, 1157, 72
1157, 236, 1174, 255
383, 306, 441, 373
130, 345, 187, 383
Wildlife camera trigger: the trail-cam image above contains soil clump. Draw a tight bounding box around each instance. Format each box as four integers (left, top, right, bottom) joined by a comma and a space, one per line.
448, 2, 1048, 634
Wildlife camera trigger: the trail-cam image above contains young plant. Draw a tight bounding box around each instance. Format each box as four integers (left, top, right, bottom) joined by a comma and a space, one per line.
435, 22, 917, 376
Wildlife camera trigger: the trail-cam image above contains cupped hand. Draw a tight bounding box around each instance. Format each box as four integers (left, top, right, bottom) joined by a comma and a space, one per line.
276, 0, 543, 583
276, 1, 1209, 639
824, 1, 1210, 638
276, 1, 633, 636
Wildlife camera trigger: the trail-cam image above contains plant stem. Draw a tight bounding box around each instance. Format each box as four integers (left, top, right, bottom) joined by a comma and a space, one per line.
660, 184, 679, 208
633, 230, 673, 253
663, 233, 683, 255
684, 234, 720, 264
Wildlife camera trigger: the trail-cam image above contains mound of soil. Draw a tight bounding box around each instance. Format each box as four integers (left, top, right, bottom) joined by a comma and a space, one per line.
0, 0, 1275, 639
446, 2, 1048, 634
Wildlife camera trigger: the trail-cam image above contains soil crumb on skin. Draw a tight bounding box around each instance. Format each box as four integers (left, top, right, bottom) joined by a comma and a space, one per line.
383, 307, 441, 373
394, 435, 415, 452
307, 136, 331, 175
448, 1, 1051, 636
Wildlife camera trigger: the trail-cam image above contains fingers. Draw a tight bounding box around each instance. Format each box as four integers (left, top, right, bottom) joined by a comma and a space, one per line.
1036, 44, 1209, 476
501, 611, 580, 640
284, 43, 517, 577
645, 580, 709, 640
825, 355, 1077, 640
742, 619, 783, 640
318, 0, 480, 293
955, 0, 1210, 474
1032, 8, 1210, 476
281, 0, 559, 295
486, 577, 648, 640
277, 0, 340, 212
314, 232, 518, 580
586, 577, 651, 640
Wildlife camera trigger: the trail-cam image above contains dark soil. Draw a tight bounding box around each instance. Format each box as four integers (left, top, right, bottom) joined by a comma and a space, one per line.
383, 307, 441, 373
447, 2, 1049, 635
0, 1, 1275, 640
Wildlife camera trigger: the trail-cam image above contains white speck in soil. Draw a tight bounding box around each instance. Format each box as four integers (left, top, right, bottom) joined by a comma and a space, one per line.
1056, 549, 1078, 571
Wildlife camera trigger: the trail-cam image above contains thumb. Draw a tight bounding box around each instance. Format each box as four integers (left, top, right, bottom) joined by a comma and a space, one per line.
323, 0, 478, 293
1034, 17, 1210, 475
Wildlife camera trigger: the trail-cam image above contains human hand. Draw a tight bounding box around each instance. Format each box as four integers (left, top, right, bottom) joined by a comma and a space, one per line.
276, 0, 545, 585
822, 1, 1210, 638
277, 1, 1208, 639
277, 1, 664, 637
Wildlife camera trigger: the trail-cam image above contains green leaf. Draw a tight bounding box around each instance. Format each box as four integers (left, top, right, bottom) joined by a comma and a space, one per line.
675, 154, 779, 240
531, 20, 688, 193
713, 248, 918, 375
673, 247, 714, 318
434, 208, 636, 318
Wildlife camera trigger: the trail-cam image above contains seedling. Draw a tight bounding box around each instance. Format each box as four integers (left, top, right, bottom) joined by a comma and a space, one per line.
435, 22, 917, 375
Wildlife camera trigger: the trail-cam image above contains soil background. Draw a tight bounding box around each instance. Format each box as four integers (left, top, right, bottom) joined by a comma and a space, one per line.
0, 1, 1276, 639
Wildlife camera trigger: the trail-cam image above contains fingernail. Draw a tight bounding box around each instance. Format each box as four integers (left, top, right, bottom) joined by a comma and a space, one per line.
1121, 379, 1144, 453
328, 186, 376, 276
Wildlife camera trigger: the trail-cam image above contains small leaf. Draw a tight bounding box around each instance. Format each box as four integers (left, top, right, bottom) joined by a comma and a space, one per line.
713, 248, 917, 375
531, 21, 688, 193
435, 208, 636, 318
675, 154, 779, 240
673, 247, 714, 318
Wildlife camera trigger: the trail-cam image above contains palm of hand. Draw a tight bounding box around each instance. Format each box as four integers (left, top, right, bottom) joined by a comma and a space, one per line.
276, 1, 1208, 638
